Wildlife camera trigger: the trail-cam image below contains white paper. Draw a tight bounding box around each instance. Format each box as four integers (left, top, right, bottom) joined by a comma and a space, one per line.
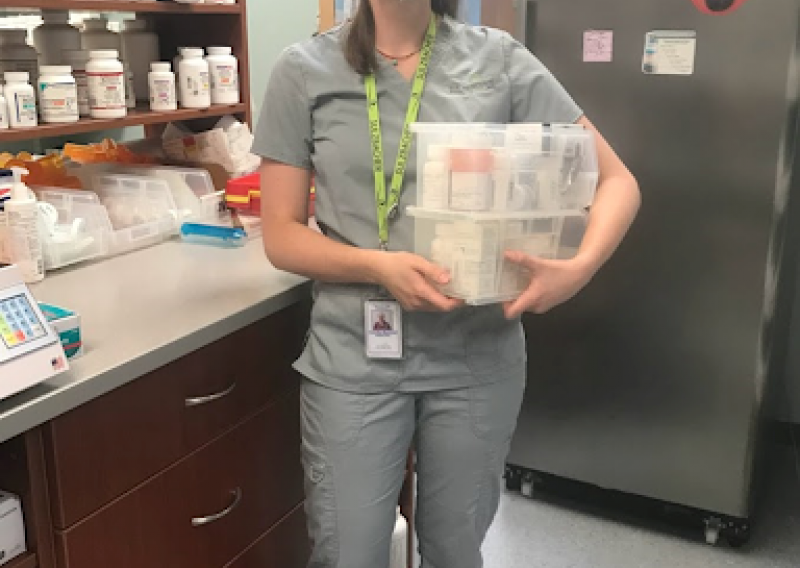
583, 31, 614, 63
643, 31, 697, 76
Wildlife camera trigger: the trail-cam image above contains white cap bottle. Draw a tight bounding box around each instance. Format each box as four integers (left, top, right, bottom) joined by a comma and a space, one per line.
6, 167, 44, 283
178, 48, 211, 109
421, 145, 451, 210
86, 50, 126, 119
205, 46, 240, 105
148, 62, 177, 112
3, 72, 38, 129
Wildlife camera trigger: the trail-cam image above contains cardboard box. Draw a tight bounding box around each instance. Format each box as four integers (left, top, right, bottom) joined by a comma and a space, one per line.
39, 303, 82, 360
0, 492, 26, 566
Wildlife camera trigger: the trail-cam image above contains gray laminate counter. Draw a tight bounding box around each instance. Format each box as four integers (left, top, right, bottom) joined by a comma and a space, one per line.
0, 239, 309, 445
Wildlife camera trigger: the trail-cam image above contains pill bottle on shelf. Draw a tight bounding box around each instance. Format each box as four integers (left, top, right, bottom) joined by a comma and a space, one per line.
205, 46, 240, 105
63, 50, 91, 117
33, 11, 81, 66
148, 62, 177, 112
86, 50, 126, 119
179, 48, 211, 109
38, 65, 79, 124
4, 72, 38, 129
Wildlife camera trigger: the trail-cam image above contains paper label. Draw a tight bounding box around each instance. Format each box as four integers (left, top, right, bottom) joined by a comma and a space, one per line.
583, 31, 614, 63
643, 31, 697, 76
87, 72, 125, 110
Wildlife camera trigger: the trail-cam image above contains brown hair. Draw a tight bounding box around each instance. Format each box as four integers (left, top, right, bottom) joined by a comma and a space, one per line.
345, 0, 459, 75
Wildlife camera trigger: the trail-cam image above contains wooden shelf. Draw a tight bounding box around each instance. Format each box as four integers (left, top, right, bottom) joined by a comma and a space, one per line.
0, 103, 248, 143
0, 0, 241, 13
5, 552, 37, 568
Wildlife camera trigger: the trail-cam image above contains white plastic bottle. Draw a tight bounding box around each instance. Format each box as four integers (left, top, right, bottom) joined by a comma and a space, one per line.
80, 19, 121, 52
390, 508, 408, 568
120, 19, 160, 102
86, 50, 126, 119
205, 46, 240, 105
33, 11, 81, 66
38, 66, 79, 124
0, 30, 39, 83
4, 72, 38, 129
0, 92, 8, 129
123, 62, 136, 109
178, 48, 211, 109
64, 50, 91, 117
421, 145, 450, 210
6, 168, 44, 283
148, 62, 177, 111
0, 169, 13, 264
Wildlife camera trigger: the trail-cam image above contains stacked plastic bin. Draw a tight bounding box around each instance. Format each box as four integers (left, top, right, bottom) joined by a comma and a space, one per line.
409, 123, 599, 305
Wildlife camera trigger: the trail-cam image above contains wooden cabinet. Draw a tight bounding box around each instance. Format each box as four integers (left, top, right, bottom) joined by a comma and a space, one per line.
43, 304, 307, 529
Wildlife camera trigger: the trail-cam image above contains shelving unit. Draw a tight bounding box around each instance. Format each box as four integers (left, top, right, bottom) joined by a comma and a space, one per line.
0, 0, 251, 145
6, 552, 38, 568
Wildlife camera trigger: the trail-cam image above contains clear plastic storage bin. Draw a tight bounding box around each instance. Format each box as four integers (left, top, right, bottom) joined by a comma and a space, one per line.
36, 189, 112, 270
93, 174, 181, 255
409, 123, 598, 305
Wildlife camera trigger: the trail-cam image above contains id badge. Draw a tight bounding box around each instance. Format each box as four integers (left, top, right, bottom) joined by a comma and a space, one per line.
365, 299, 404, 360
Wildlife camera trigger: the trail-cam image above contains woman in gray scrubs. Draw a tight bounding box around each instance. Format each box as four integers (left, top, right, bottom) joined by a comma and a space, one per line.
253, 0, 640, 566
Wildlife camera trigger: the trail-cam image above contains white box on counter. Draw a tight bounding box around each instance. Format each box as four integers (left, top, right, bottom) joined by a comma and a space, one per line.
0, 491, 25, 566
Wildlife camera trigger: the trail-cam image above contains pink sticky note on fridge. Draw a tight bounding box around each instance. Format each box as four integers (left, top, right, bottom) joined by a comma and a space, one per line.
583, 30, 614, 63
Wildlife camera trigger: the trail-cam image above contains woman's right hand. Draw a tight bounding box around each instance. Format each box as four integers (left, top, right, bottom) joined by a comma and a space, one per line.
373, 252, 464, 312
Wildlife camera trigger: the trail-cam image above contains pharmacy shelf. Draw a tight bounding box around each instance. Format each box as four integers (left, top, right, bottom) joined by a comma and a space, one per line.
0, 103, 248, 143
5, 553, 37, 568
0, 0, 240, 14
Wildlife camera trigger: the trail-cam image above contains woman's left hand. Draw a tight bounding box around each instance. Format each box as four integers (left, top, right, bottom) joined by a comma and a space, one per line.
503, 252, 595, 319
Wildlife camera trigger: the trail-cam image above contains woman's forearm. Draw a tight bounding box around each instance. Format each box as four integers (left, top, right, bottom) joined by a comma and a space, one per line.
263, 220, 384, 285
576, 175, 641, 278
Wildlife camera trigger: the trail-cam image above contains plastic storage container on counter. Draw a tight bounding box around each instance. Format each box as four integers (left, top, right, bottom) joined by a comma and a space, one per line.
36, 188, 111, 270
93, 174, 181, 255
408, 122, 599, 305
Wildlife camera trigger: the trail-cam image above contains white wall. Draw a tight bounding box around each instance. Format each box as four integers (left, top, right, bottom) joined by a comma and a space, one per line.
248, 1, 317, 126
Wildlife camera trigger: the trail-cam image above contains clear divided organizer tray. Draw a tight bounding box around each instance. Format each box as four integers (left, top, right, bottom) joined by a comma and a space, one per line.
409, 123, 599, 305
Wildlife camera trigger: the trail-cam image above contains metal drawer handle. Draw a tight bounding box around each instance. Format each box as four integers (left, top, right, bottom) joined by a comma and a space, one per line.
185, 382, 237, 407
191, 488, 242, 527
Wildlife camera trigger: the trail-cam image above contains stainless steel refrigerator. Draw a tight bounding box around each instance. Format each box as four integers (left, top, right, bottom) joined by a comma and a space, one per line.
506, 0, 800, 546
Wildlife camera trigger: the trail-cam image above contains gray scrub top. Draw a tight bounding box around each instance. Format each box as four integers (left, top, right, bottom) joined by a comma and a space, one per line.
252, 17, 583, 394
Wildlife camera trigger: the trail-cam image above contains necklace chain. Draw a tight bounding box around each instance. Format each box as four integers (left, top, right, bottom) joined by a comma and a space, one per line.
376, 47, 421, 66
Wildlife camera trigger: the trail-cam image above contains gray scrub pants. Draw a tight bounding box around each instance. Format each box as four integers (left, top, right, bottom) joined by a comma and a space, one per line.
300, 367, 526, 568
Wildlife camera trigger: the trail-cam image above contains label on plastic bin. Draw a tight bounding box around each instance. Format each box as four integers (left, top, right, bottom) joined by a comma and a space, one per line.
642, 31, 697, 75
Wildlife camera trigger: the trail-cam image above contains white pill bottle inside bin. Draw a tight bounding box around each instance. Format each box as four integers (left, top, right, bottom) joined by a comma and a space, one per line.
391, 507, 408, 568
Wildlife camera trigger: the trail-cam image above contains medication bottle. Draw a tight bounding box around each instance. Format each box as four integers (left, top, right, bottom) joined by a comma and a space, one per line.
3, 72, 38, 129
123, 62, 136, 109
80, 19, 121, 52
6, 167, 44, 283
421, 144, 450, 210
205, 46, 240, 105
389, 508, 408, 568
173, 47, 185, 105
179, 48, 211, 109
0, 92, 8, 130
0, 30, 39, 83
86, 50, 126, 119
449, 149, 494, 212
33, 11, 81, 66
63, 50, 91, 117
120, 19, 160, 102
38, 66, 79, 124
148, 62, 177, 112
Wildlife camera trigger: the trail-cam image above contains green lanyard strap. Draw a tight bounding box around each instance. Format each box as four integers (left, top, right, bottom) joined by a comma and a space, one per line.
365, 15, 438, 249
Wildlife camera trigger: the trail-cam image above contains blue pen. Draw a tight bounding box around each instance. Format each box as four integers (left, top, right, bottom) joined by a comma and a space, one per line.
180, 223, 247, 248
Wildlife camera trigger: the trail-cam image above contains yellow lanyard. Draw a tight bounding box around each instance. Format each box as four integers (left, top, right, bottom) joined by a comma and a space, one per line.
365, 16, 437, 249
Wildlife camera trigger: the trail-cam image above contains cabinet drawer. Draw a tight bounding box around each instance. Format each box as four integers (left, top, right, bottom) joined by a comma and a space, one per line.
55, 391, 304, 568
45, 301, 310, 529
225, 504, 309, 568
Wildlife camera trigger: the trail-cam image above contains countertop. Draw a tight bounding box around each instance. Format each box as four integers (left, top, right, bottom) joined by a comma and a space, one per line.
0, 239, 309, 445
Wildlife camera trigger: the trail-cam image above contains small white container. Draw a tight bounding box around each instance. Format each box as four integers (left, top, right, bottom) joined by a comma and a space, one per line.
86, 50, 126, 119
33, 11, 81, 66
38, 65, 79, 124
205, 46, 240, 105
421, 144, 450, 210
80, 19, 121, 52
4, 72, 38, 129
6, 168, 44, 283
120, 19, 160, 103
148, 62, 177, 112
178, 48, 211, 109
0, 30, 39, 83
63, 50, 91, 117
0, 92, 8, 129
